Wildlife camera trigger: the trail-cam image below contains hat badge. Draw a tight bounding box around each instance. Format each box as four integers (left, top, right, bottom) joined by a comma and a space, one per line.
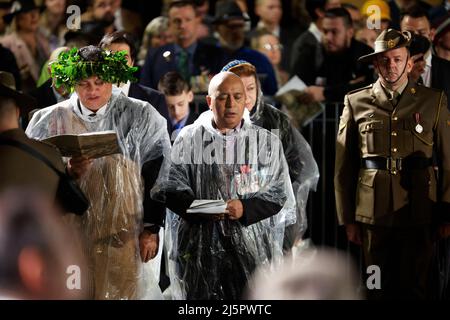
387, 39, 396, 48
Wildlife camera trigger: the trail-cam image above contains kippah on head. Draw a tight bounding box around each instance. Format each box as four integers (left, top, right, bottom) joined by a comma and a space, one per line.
221, 60, 252, 72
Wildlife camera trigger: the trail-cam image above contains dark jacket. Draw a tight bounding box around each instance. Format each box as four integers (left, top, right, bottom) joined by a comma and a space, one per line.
290, 30, 323, 85
140, 41, 224, 90
431, 54, 450, 110
129, 82, 170, 123
311, 38, 374, 103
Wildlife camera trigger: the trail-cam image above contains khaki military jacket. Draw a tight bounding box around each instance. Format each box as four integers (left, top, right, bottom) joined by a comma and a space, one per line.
335, 79, 450, 226
0, 128, 64, 198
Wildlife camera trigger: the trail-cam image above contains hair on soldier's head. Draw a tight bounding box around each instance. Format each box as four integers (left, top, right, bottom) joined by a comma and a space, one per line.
158, 71, 191, 96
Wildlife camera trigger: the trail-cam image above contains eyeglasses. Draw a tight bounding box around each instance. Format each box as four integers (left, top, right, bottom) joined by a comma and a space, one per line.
262, 43, 283, 51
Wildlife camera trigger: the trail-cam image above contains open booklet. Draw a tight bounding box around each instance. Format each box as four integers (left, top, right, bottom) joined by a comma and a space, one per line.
275, 75, 324, 128
186, 200, 227, 214
43, 130, 121, 159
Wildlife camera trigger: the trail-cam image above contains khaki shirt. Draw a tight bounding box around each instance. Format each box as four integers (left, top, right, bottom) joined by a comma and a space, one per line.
335, 79, 450, 226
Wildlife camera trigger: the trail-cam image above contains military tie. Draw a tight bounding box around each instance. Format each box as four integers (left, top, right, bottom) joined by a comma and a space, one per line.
389, 91, 400, 107
177, 49, 190, 82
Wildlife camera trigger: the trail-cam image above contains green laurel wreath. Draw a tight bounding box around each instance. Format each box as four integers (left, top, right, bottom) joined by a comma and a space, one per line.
50, 47, 138, 92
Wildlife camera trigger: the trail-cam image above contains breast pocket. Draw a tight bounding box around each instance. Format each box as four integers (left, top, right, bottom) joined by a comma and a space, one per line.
404, 119, 433, 154
359, 120, 386, 155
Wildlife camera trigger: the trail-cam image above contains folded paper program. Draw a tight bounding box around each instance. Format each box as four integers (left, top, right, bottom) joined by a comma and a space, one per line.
187, 199, 227, 214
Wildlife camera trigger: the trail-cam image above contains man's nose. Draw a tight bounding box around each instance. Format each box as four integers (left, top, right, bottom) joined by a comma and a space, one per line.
388, 59, 397, 69
225, 96, 234, 108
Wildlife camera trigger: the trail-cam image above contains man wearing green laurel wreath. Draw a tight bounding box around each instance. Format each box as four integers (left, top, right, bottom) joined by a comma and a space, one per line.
25, 46, 171, 300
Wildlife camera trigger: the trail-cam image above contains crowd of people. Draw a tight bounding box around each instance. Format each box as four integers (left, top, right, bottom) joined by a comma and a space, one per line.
1, 0, 450, 300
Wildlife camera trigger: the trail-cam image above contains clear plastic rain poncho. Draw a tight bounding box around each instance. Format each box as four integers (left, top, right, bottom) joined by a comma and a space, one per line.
151, 111, 297, 300
26, 88, 171, 299
250, 85, 319, 248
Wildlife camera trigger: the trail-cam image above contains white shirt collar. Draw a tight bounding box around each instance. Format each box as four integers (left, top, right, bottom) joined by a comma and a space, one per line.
425, 50, 432, 67
309, 22, 322, 43
113, 81, 131, 97
256, 21, 280, 38
78, 99, 108, 116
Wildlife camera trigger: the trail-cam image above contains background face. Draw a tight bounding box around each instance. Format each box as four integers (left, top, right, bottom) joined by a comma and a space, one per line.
107, 42, 133, 66
257, 34, 282, 66
45, 0, 66, 16
208, 74, 246, 130
168, 5, 199, 46
322, 17, 352, 53
165, 90, 193, 123
240, 75, 258, 111
75, 76, 113, 110
256, 0, 282, 26
217, 18, 246, 50
401, 16, 432, 40
374, 47, 412, 84
93, 0, 114, 22
17, 9, 40, 32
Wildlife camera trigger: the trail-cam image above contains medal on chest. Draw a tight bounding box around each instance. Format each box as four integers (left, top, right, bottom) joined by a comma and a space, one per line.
414, 113, 423, 133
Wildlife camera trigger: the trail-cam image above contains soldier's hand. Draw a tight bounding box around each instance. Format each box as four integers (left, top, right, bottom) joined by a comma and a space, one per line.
345, 223, 362, 245
226, 200, 243, 220
139, 229, 159, 263
67, 156, 93, 179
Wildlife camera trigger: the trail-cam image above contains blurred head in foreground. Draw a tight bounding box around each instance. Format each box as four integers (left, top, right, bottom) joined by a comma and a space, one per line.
0, 188, 86, 299
245, 247, 362, 300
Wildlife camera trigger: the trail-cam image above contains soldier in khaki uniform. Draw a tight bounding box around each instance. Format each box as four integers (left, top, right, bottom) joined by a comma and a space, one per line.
335, 29, 450, 299
0, 71, 64, 200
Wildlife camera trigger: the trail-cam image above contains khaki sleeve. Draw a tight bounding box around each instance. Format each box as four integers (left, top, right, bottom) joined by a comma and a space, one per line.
334, 95, 360, 225
434, 93, 450, 220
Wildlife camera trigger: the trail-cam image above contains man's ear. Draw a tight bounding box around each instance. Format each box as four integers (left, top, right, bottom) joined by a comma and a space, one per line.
187, 90, 194, 103
315, 8, 325, 19
18, 247, 45, 296
206, 95, 212, 109
347, 27, 354, 41
406, 54, 414, 73
430, 28, 435, 41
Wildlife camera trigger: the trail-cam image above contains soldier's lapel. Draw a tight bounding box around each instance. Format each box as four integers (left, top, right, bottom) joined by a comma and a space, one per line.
371, 80, 393, 111
395, 80, 418, 111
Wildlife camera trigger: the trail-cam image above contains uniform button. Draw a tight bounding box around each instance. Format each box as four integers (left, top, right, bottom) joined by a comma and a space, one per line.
392, 147, 397, 152
392, 170, 397, 175
392, 116, 398, 121
391, 131, 397, 136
